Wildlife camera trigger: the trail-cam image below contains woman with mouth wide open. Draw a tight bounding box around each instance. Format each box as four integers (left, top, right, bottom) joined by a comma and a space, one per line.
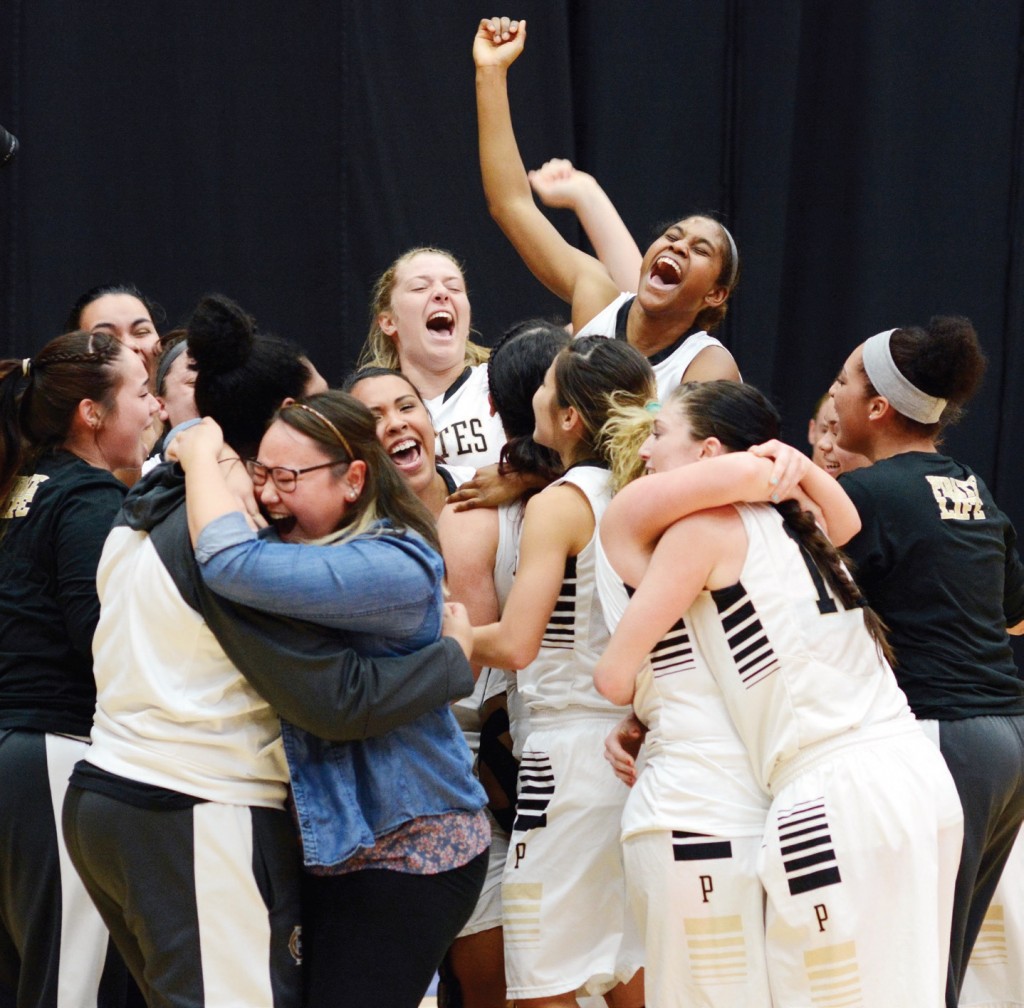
345, 367, 476, 519
358, 248, 507, 472
474, 17, 741, 400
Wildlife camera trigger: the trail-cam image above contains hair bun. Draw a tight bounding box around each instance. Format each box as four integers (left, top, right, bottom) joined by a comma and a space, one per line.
187, 293, 255, 377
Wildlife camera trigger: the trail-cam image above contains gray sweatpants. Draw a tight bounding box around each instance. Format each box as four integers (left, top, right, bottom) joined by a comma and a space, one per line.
63, 785, 302, 1008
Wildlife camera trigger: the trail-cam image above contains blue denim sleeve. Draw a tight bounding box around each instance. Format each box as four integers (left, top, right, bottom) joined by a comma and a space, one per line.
194, 512, 442, 638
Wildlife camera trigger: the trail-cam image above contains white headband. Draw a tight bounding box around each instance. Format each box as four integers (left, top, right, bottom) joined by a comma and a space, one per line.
720, 224, 739, 288
861, 329, 947, 424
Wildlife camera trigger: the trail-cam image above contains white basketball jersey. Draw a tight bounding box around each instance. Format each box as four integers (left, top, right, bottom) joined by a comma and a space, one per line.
517, 466, 627, 718
424, 365, 506, 470
687, 503, 913, 793
595, 534, 768, 839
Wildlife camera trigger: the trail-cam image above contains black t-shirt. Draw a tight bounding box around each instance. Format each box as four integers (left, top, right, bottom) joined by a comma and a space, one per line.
840, 452, 1024, 720
0, 451, 124, 735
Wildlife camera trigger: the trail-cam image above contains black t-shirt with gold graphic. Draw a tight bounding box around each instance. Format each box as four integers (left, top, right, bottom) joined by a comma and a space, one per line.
0, 451, 124, 735
840, 452, 1024, 720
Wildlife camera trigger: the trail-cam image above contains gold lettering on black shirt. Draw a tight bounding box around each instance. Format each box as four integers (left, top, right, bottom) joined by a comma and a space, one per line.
925, 474, 986, 520
1, 474, 49, 518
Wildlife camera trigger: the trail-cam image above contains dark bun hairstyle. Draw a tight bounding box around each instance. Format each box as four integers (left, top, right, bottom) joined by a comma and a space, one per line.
863, 315, 986, 432
187, 293, 315, 458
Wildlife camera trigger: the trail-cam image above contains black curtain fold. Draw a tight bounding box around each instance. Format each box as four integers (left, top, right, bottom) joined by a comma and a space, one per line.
1, 0, 1021, 517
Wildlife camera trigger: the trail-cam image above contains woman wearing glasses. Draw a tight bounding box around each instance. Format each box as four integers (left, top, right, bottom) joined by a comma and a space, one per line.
63, 294, 479, 1008
172, 391, 489, 1008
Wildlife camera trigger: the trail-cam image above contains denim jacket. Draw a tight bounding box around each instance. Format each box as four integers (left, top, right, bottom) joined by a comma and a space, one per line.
196, 513, 486, 867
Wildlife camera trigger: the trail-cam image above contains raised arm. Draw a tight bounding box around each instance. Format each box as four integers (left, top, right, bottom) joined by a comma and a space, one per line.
474, 17, 616, 317
529, 158, 642, 292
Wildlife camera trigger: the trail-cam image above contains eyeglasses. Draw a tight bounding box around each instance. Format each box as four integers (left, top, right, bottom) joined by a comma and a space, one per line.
245, 458, 348, 493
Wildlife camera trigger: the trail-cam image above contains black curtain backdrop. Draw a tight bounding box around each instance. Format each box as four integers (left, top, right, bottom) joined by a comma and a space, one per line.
1, 1, 1022, 528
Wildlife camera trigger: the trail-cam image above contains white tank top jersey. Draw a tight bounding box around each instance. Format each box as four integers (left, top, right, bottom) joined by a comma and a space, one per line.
576, 292, 729, 400
453, 501, 531, 753
595, 532, 769, 839
424, 364, 506, 471
687, 503, 913, 794
516, 466, 629, 720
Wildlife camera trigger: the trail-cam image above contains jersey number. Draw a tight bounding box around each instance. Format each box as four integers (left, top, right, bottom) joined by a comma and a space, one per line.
783, 525, 845, 615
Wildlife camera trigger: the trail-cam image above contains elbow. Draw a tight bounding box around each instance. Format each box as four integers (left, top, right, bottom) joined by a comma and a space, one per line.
594, 665, 633, 706
484, 193, 506, 225
505, 642, 539, 671
485, 193, 535, 237
831, 511, 862, 548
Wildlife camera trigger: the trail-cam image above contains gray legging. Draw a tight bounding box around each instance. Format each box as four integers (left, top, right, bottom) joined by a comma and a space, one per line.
937, 714, 1024, 1008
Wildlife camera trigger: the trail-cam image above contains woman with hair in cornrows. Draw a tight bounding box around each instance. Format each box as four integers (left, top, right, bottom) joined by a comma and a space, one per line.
829, 316, 1024, 1008
595, 379, 963, 1008
0, 329, 156, 1006
173, 388, 489, 1008
474, 17, 741, 400
359, 247, 506, 470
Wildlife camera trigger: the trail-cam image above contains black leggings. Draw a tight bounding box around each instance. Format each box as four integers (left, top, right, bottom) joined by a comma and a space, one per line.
301, 849, 488, 1008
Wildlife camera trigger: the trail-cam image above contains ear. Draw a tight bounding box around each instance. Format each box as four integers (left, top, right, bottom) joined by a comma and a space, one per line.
280, 396, 297, 409
867, 395, 891, 422
155, 396, 170, 424
377, 311, 398, 339
703, 285, 729, 308
77, 398, 102, 430
487, 392, 497, 418
560, 404, 581, 434
698, 436, 725, 459
343, 459, 367, 501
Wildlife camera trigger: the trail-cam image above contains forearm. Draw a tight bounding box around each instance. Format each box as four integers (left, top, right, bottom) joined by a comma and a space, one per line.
797, 463, 861, 545
471, 619, 540, 672
185, 453, 243, 545
476, 65, 587, 302
203, 591, 475, 741
197, 528, 440, 634
571, 177, 642, 291
476, 64, 534, 225
608, 453, 773, 549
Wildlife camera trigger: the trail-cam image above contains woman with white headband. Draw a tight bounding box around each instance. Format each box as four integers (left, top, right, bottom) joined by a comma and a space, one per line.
474, 17, 741, 400
829, 316, 1024, 1008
